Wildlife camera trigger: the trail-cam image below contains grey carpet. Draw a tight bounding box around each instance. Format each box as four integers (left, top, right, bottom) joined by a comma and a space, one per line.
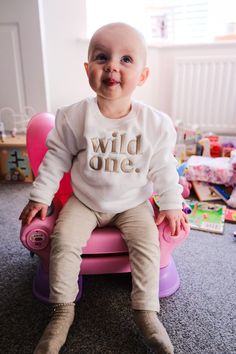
0, 183, 235, 354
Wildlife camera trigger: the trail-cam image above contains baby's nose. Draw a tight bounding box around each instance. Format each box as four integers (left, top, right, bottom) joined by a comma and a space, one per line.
104, 59, 118, 72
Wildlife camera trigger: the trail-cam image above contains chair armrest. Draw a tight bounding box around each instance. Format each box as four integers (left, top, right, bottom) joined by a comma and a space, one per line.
20, 198, 190, 271
20, 203, 59, 254
149, 196, 190, 267
158, 220, 189, 267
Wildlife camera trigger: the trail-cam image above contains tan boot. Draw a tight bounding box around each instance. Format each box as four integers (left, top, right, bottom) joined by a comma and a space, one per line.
33, 303, 75, 354
133, 310, 174, 354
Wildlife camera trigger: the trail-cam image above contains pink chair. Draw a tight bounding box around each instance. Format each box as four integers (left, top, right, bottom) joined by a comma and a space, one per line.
20, 113, 190, 303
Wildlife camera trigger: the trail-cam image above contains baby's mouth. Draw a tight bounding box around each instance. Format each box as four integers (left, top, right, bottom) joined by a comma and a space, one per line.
103, 78, 120, 86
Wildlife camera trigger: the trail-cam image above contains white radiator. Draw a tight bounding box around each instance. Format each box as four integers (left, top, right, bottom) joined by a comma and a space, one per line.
172, 56, 236, 134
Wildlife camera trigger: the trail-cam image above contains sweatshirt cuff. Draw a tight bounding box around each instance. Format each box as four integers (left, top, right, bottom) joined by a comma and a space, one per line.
29, 190, 52, 206
159, 202, 183, 211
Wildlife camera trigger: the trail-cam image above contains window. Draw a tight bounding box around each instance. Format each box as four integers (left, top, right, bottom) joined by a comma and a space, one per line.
85, 0, 236, 44
146, 1, 209, 43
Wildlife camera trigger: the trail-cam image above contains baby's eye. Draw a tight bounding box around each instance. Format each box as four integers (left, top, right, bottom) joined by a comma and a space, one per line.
121, 56, 133, 64
95, 53, 107, 62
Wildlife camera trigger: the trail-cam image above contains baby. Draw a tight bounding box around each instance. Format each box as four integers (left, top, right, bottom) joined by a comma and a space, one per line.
20, 22, 188, 354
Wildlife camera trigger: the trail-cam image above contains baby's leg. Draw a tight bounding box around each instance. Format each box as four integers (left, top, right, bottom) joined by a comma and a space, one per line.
114, 203, 174, 354
133, 310, 174, 354
33, 303, 75, 354
34, 196, 97, 354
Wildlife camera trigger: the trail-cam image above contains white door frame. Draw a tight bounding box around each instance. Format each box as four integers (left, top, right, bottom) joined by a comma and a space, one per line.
0, 0, 48, 132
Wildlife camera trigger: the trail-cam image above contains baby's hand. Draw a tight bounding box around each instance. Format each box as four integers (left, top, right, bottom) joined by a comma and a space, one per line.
155, 209, 188, 236
19, 200, 48, 226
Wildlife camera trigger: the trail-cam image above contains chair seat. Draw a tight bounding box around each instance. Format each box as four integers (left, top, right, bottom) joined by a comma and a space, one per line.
83, 227, 127, 254
81, 253, 130, 274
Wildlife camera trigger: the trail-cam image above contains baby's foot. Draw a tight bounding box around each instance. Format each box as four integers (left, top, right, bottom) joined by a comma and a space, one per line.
34, 303, 75, 354
133, 310, 174, 354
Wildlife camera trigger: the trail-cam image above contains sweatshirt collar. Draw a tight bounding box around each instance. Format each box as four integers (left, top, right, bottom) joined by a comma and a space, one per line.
89, 96, 139, 124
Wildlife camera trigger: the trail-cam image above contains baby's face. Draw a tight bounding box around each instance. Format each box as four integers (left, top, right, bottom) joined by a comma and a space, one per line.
84, 23, 149, 103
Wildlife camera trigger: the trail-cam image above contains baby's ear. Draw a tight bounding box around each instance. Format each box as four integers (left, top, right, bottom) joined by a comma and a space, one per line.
84, 62, 89, 75
138, 67, 149, 86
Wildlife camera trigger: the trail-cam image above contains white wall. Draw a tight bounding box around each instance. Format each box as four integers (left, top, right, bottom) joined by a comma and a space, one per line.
40, 0, 236, 135
40, 0, 91, 112
40, 0, 163, 113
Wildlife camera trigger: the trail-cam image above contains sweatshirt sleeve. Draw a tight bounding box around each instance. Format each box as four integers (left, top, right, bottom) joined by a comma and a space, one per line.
30, 109, 78, 205
148, 115, 183, 211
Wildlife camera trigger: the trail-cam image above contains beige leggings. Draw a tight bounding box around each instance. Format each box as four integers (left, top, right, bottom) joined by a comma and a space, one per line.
49, 195, 160, 312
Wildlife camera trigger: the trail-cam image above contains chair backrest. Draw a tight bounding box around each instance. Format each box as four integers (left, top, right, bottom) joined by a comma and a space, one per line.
27, 113, 72, 205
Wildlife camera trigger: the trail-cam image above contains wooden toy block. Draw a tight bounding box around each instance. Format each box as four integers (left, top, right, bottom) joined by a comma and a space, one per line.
0, 135, 33, 183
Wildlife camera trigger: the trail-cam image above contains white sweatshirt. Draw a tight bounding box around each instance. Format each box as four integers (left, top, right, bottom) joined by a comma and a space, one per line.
30, 97, 183, 213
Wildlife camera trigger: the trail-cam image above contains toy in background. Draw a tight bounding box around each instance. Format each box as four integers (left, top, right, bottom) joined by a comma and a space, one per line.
0, 112, 34, 182
220, 136, 236, 157
0, 106, 37, 136
185, 155, 234, 185
176, 161, 192, 199
11, 127, 17, 138
211, 183, 236, 210
227, 187, 236, 209
191, 181, 221, 202
187, 200, 226, 234
0, 122, 7, 143
174, 123, 236, 161
174, 123, 236, 227
179, 176, 192, 198
226, 208, 236, 223
185, 155, 236, 201
0, 112, 18, 141
205, 136, 222, 157
230, 150, 236, 185
178, 154, 236, 224
197, 138, 211, 157
0, 135, 33, 183
175, 124, 199, 163
175, 143, 186, 164
199, 135, 236, 158
0, 147, 32, 182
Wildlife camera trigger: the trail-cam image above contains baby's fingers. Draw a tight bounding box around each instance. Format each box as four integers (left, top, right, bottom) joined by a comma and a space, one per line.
19, 207, 37, 225
25, 208, 40, 225
181, 214, 189, 232
169, 218, 178, 236
19, 203, 47, 225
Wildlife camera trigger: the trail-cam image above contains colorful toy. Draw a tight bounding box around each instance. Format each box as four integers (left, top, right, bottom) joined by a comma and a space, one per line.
206, 135, 222, 158
182, 202, 192, 214
230, 151, 236, 185
20, 113, 189, 303
177, 162, 192, 198
220, 136, 236, 158
179, 176, 192, 198
175, 143, 186, 163
198, 138, 211, 157
0, 135, 33, 182
227, 187, 236, 208
225, 208, 236, 223
185, 155, 235, 185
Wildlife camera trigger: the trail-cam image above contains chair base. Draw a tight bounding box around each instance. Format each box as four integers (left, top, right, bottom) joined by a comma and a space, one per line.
159, 256, 180, 298
33, 265, 83, 304
33, 256, 180, 303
